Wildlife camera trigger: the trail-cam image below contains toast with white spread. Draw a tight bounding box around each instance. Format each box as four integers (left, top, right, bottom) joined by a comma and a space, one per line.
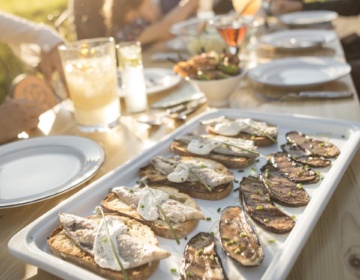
101, 186, 205, 239
139, 156, 234, 200
48, 213, 170, 280
201, 116, 278, 146
171, 133, 258, 168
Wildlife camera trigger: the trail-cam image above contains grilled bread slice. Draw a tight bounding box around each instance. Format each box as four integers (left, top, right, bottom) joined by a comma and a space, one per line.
203, 117, 278, 147
48, 215, 163, 280
101, 186, 205, 239
139, 157, 234, 200
171, 140, 255, 169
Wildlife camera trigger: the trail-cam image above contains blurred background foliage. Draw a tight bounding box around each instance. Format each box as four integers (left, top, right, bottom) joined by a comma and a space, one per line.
0, 0, 67, 103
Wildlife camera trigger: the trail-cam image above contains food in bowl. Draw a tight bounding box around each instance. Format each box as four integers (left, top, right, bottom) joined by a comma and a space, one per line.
173, 50, 242, 80
173, 51, 244, 107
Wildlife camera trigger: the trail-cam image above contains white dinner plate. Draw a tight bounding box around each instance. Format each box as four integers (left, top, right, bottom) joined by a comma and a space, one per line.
259, 29, 337, 50
279, 10, 338, 26
247, 57, 351, 87
118, 68, 181, 96
0, 136, 105, 208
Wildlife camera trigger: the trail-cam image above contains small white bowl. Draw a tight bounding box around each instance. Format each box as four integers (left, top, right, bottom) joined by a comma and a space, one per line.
186, 71, 245, 107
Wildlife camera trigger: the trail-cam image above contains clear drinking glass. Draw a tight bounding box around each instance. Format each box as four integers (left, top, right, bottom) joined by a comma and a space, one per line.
58, 37, 120, 132
116, 41, 148, 113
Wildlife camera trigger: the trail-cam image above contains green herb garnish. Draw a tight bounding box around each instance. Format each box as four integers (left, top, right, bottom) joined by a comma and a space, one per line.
95, 207, 129, 280
140, 181, 180, 245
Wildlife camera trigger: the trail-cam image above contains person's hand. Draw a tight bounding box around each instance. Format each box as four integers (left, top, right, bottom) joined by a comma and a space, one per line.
271, 0, 303, 15
0, 99, 44, 144
39, 43, 68, 95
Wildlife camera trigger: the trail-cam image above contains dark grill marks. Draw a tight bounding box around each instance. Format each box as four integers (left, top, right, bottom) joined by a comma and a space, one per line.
219, 206, 264, 266
281, 143, 332, 168
269, 152, 320, 184
259, 164, 310, 207
286, 131, 340, 158
180, 232, 228, 280
239, 176, 295, 234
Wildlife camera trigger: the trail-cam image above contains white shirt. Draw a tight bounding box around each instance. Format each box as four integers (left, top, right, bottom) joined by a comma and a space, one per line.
0, 11, 64, 67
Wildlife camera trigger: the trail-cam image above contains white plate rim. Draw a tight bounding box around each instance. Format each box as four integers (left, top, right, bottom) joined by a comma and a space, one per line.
7, 109, 360, 280
279, 10, 338, 25
259, 29, 337, 50
0, 136, 105, 208
247, 57, 351, 87
118, 67, 181, 96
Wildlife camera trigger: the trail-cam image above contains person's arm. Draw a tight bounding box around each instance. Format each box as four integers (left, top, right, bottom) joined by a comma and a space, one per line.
0, 99, 43, 144
0, 12, 66, 87
137, 0, 199, 44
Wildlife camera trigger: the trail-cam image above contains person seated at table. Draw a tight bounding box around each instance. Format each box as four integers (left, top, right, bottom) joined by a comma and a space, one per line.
103, 0, 199, 44
0, 12, 67, 144
0, 11, 66, 85
71, 0, 107, 40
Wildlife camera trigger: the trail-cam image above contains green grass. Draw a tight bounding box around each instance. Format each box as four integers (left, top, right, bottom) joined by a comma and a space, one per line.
0, 0, 68, 102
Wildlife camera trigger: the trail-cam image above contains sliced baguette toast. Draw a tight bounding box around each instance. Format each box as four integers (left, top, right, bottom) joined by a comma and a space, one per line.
205, 120, 277, 147
139, 157, 233, 200
171, 140, 255, 169
101, 186, 204, 239
48, 215, 160, 280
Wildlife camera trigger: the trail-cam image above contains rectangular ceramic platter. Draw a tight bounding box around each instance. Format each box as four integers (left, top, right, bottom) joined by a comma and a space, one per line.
8, 109, 360, 280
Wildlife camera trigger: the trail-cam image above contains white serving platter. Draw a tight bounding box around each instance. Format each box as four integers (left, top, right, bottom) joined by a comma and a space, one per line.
8, 109, 360, 280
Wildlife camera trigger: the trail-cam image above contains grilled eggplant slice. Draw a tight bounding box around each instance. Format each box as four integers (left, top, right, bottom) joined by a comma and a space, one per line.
260, 164, 310, 207
219, 206, 264, 266
240, 176, 295, 234
281, 143, 331, 168
269, 152, 320, 184
286, 131, 340, 158
180, 232, 228, 280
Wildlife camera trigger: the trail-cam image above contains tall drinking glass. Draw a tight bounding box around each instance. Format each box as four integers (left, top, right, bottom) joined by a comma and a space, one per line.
117, 41, 148, 113
58, 37, 120, 132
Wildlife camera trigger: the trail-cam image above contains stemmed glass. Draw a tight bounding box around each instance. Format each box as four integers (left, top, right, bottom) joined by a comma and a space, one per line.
210, 14, 249, 56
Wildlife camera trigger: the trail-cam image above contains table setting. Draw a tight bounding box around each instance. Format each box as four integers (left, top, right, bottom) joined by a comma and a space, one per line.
1, 2, 360, 280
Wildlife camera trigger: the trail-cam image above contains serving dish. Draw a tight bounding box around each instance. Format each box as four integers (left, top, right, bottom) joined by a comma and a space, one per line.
8, 109, 360, 279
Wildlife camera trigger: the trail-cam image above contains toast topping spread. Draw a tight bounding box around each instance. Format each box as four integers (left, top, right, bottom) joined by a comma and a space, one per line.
167, 163, 190, 182
112, 186, 205, 223
176, 134, 258, 157
93, 215, 128, 270
151, 156, 234, 187
59, 212, 171, 270
201, 116, 278, 138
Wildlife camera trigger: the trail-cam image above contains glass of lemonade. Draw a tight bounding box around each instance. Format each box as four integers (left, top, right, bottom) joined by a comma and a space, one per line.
58, 37, 120, 132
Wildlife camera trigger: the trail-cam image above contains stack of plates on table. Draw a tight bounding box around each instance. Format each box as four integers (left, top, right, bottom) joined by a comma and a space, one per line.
247, 57, 351, 88
278, 10, 338, 26
259, 29, 337, 50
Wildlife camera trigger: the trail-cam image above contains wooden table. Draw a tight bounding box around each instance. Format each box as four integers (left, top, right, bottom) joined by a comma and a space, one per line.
1, 26, 360, 280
